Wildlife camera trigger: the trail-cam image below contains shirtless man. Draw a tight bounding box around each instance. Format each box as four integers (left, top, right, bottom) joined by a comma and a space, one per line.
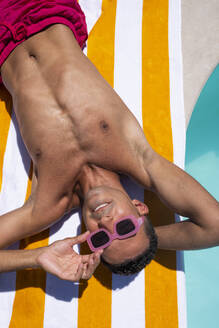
0, 3, 219, 280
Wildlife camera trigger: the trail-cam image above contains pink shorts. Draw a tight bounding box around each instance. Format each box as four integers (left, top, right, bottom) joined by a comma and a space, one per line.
0, 0, 88, 83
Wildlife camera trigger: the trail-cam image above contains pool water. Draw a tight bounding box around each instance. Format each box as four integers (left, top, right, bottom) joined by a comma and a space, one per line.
184, 65, 219, 328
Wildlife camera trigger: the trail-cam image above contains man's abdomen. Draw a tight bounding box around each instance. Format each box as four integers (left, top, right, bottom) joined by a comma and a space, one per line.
0, 0, 88, 85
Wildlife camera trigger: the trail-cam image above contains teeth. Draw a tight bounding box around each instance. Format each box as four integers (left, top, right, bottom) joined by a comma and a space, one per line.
94, 203, 109, 212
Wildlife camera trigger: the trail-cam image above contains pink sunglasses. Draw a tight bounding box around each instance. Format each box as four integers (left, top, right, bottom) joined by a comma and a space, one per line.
86, 215, 144, 252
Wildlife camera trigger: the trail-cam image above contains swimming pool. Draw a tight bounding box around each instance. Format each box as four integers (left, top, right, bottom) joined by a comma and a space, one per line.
185, 65, 219, 327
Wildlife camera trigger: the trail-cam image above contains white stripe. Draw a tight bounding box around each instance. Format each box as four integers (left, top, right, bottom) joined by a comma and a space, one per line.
176, 240, 187, 328
79, 0, 102, 34
0, 113, 30, 214
112, 1, 145, 328
112, 271, 145, 328
0, 111, 30, 327
168, 1, 187, 327
114, 0, 143, 126
168, 0, 186, 170
43, 213, 81, 328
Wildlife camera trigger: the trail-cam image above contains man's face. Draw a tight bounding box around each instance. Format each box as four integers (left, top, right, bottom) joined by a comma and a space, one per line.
82, 186, 149, 264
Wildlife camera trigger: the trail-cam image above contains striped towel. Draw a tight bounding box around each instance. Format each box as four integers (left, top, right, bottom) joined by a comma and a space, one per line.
0, 1, 187, 327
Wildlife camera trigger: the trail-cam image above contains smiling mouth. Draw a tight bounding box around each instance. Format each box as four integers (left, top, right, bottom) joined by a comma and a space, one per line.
93, 202, 111, 213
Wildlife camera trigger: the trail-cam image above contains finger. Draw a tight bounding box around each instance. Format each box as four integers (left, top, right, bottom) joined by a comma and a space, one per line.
81, 248, 103, 262
93, 252, 102, 267
80, 249, 102, 268
68, 231, 90, 247
96, 249, 103, 257
82, 260, 93, 280
82, 253, 100, 280
81, 254, 91, 263
91, 250, 102, 265
80, 256, 93, 280
73, 263, 84, 281
85, 252, 101, 268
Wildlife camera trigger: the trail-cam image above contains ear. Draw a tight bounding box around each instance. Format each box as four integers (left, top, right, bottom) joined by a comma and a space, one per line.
132, 199, 149, 216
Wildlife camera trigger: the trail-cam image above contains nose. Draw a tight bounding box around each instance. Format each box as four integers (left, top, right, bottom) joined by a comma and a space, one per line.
98, 216, 114, 232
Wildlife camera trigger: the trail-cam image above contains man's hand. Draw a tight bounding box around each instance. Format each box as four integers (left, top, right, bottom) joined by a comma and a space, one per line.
37, 231, 102, 281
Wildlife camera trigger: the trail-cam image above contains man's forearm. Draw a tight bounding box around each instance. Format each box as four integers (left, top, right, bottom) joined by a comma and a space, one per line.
147, 153, 219, 221
0, 199, 65, 249
0, 248, 43, 273
144, 152, 219, 249
155, 220, 219, 250
0, 204, 34, 249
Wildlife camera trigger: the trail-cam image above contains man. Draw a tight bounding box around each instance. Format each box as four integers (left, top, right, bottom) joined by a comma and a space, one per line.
0, 0, 218, 280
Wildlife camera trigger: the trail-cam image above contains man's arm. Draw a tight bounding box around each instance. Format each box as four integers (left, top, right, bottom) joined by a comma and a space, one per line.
142, 151, 219, 250
0, 168, 81, 249
0, 166, 44, 248
0, 232, 102, 281
0, 196, 67, 249
0, 202, 34, 249
0, 248, 42, 272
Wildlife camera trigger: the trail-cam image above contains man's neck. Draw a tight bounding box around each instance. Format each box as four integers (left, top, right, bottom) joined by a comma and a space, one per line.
77, 165, 126, 198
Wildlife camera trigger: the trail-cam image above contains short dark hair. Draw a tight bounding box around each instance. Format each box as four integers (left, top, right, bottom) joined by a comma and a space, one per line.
101, 216, 157, 275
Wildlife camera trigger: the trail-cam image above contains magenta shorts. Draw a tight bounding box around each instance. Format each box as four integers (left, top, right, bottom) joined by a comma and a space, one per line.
0, 0, 88, 83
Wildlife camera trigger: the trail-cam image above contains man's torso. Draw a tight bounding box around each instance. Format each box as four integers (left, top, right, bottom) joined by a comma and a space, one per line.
1, 24, 150, 210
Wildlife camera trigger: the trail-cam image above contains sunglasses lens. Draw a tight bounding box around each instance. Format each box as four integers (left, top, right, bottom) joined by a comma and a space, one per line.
91, 231, 110, 248
116, 219, 135, 236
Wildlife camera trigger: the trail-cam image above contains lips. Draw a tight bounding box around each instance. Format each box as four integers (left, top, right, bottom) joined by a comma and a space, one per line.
86, 190, 112, 214
93, 202, 110, 212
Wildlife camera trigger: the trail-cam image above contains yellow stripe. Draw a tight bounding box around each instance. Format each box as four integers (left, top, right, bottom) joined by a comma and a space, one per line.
9, 163, 49, 328
0, 86, 12, 191
78, 222, 112, 328
86, 0, 116, 86
78, 1, 117, 327
142, 1, 179, 327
